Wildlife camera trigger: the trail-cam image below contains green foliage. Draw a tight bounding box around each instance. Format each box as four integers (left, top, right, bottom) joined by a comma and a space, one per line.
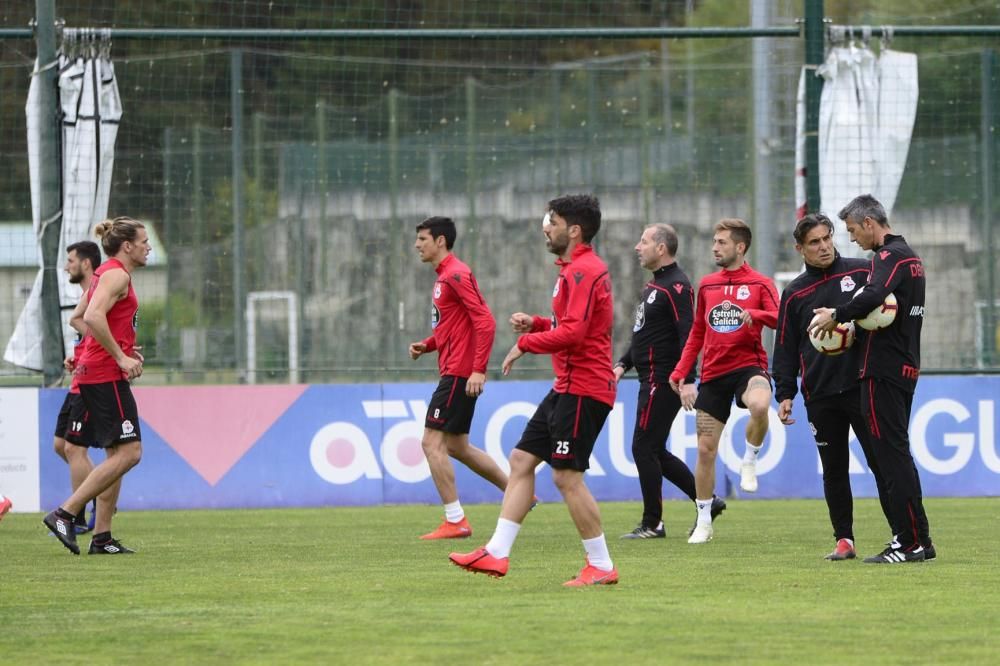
2, 498, 999, 663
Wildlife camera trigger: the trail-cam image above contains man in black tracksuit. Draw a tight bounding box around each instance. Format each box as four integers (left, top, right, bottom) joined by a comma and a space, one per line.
614, 223, 725, 539
773, 214, 894, 561
810, 195, 933, 564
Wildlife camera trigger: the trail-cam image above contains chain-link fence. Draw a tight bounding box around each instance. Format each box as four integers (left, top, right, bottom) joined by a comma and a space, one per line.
1, 1, 998, 385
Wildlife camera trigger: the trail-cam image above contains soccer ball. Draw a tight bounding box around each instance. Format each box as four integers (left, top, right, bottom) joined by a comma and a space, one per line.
808, 317, 855, 356
853, 287, 898, 330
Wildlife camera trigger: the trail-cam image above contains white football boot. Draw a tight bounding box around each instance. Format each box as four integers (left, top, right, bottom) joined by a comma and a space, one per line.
687, 523, 714, 544
740, 461, 758, 493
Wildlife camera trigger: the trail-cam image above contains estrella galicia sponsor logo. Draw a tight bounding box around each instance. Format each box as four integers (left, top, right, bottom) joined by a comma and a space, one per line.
132, 309, 139, 330
633, 303, 645, 332
431, 304, 441, 328
707, 300, 744, 333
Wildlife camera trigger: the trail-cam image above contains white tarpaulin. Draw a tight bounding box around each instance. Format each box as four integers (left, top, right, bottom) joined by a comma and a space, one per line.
795, 41, 918, 257
4, 42, 122, 371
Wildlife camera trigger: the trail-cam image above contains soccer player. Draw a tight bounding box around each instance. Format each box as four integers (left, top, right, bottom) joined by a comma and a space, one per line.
772, 213, 894, 560
54, 240, 102, 534
809, 194, 934, 563
614, 224, 725, 539
0, 492, 11, 522
449, 194, 619, 586
43, 217, 149, 555
409, 216, 508, 539
669, 218, 779, 544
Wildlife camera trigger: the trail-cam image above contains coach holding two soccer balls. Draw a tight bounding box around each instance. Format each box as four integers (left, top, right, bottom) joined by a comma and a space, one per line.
808, 194, 934, 564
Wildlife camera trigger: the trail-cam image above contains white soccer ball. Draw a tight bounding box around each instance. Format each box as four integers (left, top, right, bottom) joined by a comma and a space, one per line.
853, 287, 898, 330
808, 317, 856, 356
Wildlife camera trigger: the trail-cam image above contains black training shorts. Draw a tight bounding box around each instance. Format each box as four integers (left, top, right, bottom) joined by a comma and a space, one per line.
694, 366, 771, 424
65, 380, 142, 449
515, 389, 611, 471
424, 375, 478, 435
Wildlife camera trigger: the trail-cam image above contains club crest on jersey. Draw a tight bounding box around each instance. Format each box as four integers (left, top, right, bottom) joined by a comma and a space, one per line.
633, 303, 646, 332
646, 291, 656, 304
433, 283, 442, 300
707, 300, 744, 333
121, 420, 136, 437
840, 276, 856, 292
431, 304, 441, 328
552, 281, 560, 298
736, 285, 750, 301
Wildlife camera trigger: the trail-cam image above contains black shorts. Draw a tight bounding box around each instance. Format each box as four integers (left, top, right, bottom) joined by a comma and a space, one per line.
424, 375, 478, 435
54, 392, 80, 439
515, 390, 611, 471
694, 366, 771, 424
65, 380, 142, 449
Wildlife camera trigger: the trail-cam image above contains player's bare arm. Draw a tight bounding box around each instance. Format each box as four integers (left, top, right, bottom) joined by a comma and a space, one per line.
501, 343, 524, 375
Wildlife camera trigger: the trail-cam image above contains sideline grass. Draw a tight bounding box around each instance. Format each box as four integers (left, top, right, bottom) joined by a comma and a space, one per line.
2, 497, 998, 664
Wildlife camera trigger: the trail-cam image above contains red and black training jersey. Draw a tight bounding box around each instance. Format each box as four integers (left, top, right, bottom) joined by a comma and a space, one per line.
834, 234, 924, 392
74, 258, 138, 385
420, 253, 496, 378
517, 243, 616, 407
617, 262, 696, 385
772, 255, 870, 405
671, 262, 779, 384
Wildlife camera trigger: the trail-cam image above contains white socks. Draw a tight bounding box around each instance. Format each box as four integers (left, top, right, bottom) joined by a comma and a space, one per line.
695, 498, 713, 527
582, 534, 613, 571
485, 518, 521, 559
444, 501, 464, 523
743, 441, 763, 465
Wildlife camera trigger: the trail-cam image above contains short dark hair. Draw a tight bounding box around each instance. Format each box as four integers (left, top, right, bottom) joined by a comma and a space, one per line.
647, 224, 679, 257
548, 194, 601, 243
67, 240, 101, 270
838, 194, 888, 227
793, 213, 834, 245
415, 216, 456, 250
714, 218, 752, 252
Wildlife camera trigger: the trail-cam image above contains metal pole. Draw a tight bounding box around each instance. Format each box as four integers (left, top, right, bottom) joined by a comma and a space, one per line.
316, 100, 328, 288
752, 0, 775, 276
34, 0, 64, 386
639, 56, 652, 225
803, 0, 825, 214
552, 69, 563, 194
193, 124, 204, 330
230, 48, 246, 380
465, 77, 477, 230
982, 49, 997, 365
162, 127, 174, 382
387, 88, 400, 369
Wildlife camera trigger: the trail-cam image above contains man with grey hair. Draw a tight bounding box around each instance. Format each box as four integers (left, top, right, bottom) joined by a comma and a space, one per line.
810, 194, 933, 564
614, 224, 725, 539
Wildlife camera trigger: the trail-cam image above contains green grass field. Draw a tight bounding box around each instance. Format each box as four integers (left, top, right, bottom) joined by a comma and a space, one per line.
2, 497, 999, 664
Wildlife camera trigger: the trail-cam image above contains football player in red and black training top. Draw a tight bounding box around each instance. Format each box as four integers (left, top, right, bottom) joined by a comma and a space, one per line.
669, 218, 779, 544
409, 216, 508, 541
450, 194, 619, 586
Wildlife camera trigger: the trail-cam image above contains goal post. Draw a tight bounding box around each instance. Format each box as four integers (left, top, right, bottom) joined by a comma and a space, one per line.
246, 291, 299, 385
